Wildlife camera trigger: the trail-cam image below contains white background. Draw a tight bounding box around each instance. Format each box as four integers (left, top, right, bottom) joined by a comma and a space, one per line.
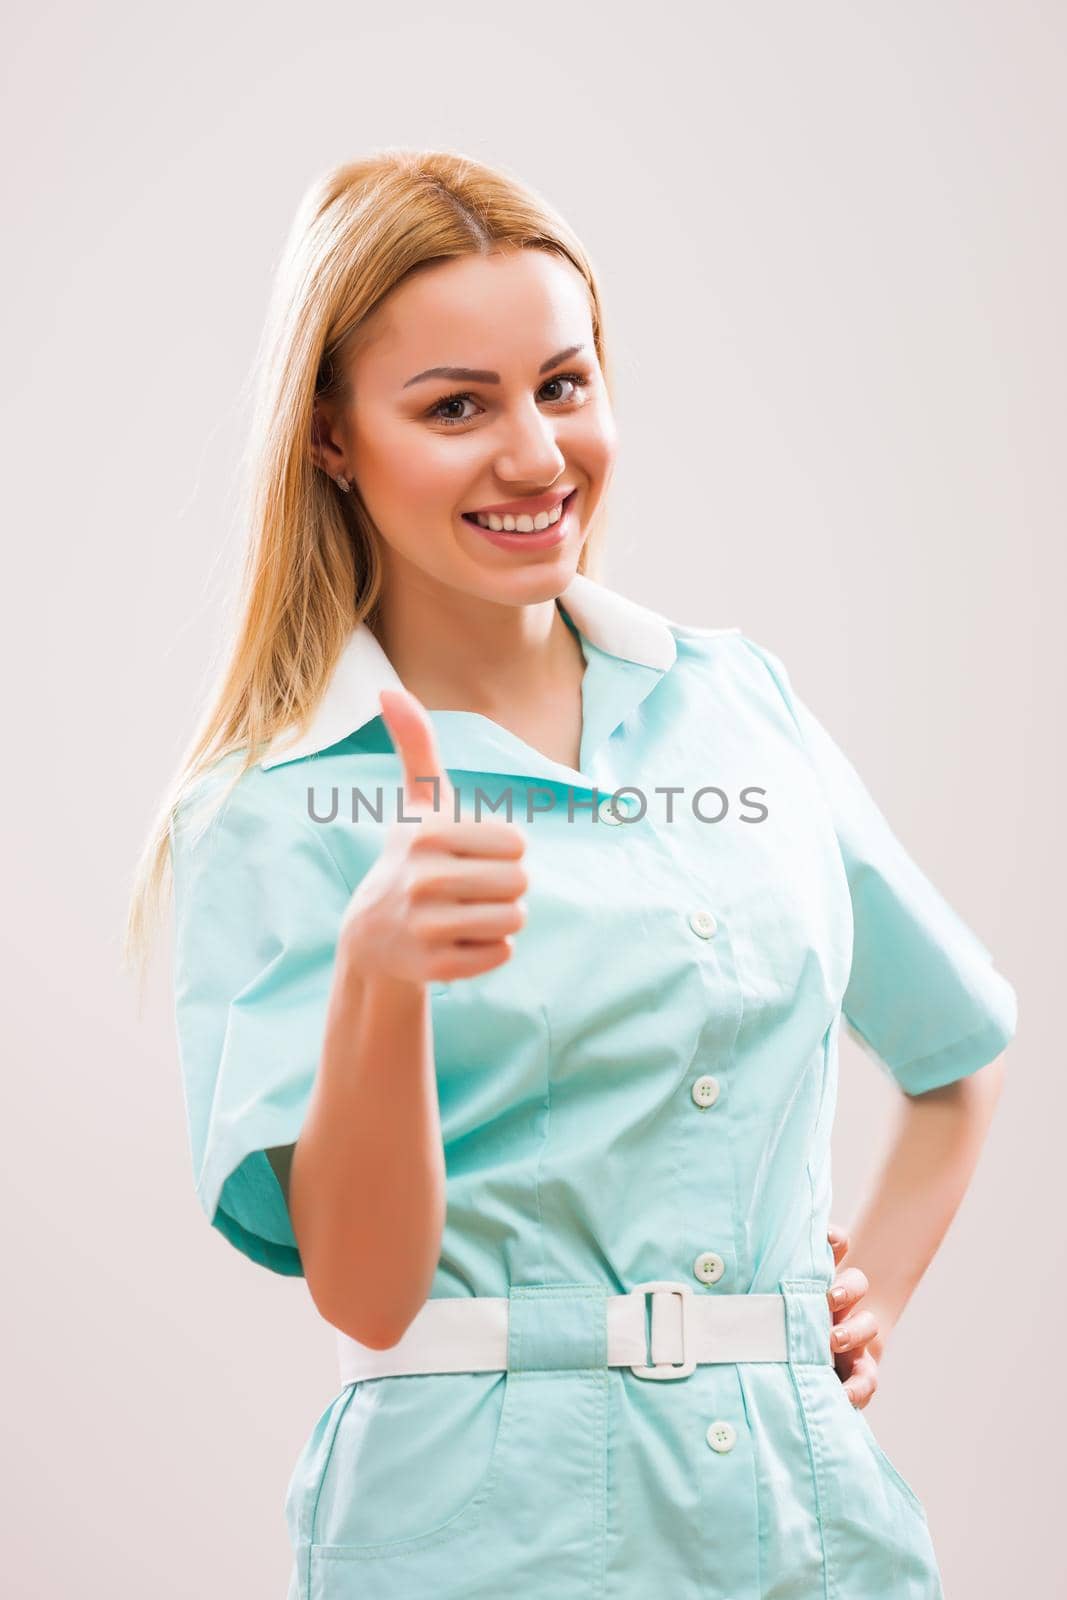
3, 1, 1061, 1593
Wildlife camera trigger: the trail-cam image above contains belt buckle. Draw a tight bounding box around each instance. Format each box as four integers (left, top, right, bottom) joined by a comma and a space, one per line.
629, 1279, 697, 1380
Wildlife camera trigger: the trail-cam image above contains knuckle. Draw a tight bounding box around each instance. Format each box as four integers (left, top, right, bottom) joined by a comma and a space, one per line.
409, 820, 449, 852
410, 864, 450, 902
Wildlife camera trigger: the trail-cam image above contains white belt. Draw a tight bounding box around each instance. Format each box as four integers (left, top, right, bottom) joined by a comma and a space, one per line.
336, 1280, 790, 1385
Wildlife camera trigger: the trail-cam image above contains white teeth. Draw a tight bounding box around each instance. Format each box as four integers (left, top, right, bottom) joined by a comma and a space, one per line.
474, 495, 567, 532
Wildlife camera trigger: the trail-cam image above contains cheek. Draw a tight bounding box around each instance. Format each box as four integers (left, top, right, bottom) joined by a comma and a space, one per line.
573, 402, 619, 477
562, 415, 617, 521
356, 426, 472, 521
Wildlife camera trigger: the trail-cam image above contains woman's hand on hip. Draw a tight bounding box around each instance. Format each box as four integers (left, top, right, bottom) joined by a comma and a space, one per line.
826, 1223, 882, 1411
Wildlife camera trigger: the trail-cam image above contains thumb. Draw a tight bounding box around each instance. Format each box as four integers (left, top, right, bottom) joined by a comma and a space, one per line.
378, 687, 455, 814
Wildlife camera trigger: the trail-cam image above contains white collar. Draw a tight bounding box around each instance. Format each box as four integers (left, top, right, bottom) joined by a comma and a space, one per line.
259, 571, 679, 770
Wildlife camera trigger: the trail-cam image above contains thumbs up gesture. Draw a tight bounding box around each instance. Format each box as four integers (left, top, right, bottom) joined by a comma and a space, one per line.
339, 687, 529, 987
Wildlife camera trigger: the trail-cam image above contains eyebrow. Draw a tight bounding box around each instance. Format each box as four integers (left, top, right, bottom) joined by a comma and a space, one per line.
402, 344, 588, 389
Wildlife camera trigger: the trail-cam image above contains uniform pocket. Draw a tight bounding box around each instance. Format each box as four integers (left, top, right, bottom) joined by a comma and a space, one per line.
849, 1402, 927, 1520
819, 1369, 928, 1523
308, 1369, 515, 1559
791, 1362, 944, 1598
302, 1366, 608, 1600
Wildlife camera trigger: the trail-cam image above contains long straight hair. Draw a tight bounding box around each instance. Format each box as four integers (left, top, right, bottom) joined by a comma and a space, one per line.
123, 148, 615, 991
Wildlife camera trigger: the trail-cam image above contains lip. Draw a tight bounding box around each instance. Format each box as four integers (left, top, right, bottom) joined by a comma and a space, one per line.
463, 488, 579, 552
462, 486, 575, 518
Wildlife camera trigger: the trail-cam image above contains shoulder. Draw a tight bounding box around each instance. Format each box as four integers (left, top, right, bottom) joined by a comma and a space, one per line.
169, 751, 351, 934
651, 611, 807, 736
655, 606, 794, 688
169, 746, 329, 870
641, 593, 779, 665
172, 750, 263, 842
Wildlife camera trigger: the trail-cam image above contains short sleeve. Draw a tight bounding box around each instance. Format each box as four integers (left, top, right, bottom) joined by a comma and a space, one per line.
169, 766, 352, 1275
742, 638, 1018, 1095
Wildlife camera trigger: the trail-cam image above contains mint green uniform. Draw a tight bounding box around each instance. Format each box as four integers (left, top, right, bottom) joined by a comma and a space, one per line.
170, 573, 1016, 1598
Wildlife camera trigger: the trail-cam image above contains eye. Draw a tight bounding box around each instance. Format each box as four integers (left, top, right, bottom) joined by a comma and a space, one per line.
426, 371, 592, 428
539, 373, 588, 405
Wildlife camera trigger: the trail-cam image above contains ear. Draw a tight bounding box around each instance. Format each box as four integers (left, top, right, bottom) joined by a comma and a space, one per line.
309, 398, 349, 480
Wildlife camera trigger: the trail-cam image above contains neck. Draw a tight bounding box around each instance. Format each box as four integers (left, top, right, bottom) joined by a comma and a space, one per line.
373, 574, 584, 716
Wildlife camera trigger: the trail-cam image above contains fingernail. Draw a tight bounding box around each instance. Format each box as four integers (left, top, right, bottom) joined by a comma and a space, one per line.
831, 1287, 846, 1305
832, 1326, 850, 1348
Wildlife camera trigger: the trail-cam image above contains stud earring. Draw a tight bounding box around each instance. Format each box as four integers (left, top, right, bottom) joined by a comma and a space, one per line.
334, 473, 351, 492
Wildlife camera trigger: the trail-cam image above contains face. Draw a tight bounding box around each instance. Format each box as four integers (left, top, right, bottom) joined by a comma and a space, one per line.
312, 247, 618, 607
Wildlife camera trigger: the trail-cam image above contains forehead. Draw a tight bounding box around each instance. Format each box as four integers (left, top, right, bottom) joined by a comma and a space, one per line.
352, 249, 593, 380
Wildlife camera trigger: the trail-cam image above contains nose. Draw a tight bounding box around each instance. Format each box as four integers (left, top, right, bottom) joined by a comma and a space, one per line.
491, 396, 567, 486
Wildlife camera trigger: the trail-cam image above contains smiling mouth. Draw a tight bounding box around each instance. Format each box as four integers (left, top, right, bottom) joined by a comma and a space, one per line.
462, 489, 577, 533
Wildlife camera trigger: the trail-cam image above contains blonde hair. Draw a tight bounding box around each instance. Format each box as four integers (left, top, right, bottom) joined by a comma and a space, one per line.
122, 147, 615, 994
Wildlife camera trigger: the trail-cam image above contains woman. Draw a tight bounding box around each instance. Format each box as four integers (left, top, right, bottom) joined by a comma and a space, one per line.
126, 150, 1016, 1599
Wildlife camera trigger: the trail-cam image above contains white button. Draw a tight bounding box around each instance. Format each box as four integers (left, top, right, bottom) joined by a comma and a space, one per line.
691, 1074, 720, 1108
693, 1250, 726, 1285
599, 795, 634, 825
706, 1419, 737, 1453
688, 910, 717, 938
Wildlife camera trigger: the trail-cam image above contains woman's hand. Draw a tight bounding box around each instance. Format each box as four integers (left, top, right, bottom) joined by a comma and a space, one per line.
827, 1223, 882, 1410
339, 686, 529, 987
